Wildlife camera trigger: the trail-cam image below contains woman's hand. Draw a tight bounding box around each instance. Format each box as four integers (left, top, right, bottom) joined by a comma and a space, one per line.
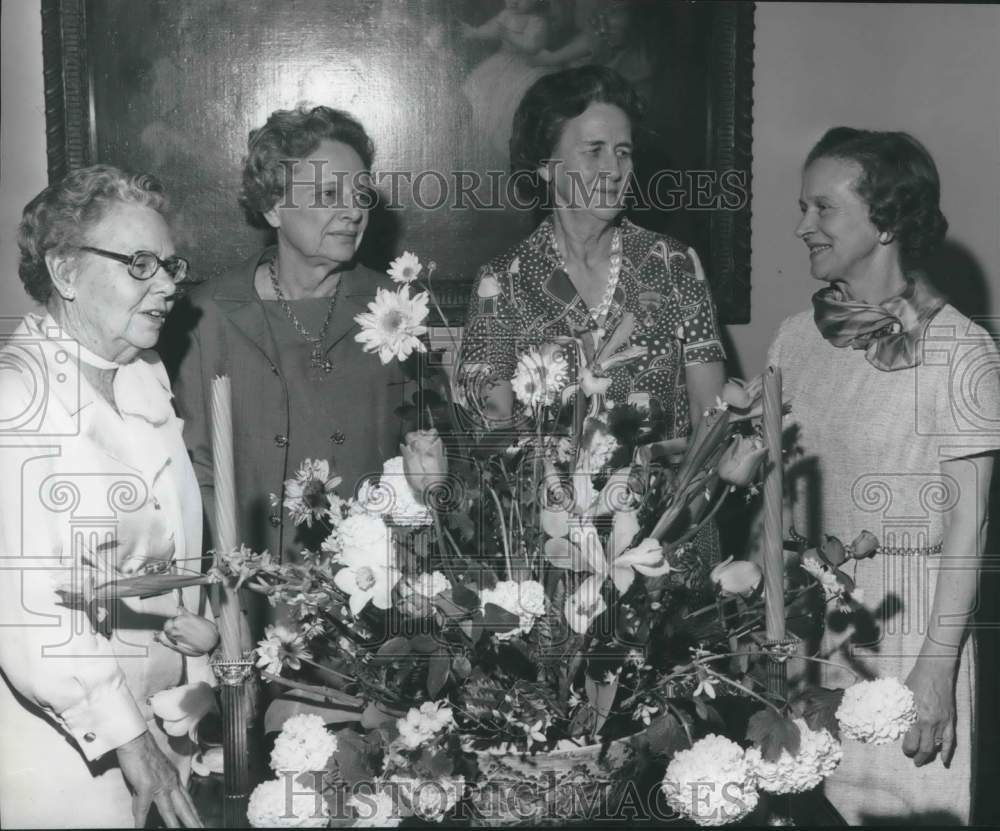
902, 657, 957, 768
117, 730, 203, 827
155, 606, 219, 657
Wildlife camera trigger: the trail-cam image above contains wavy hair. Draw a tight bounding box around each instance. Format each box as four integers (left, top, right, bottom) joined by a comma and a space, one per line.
806, 127, 948, 263
17, 165, 169, 305
509, 65, 644, 203
239, 105, 375, 228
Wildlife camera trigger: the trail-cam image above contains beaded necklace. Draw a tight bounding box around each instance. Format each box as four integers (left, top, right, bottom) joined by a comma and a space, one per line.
268, 258, 339, 375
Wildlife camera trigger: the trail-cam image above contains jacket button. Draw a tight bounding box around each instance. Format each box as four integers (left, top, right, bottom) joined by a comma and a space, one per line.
330, 430, 346, 445
274, 434, 288, 448
83, 732, 96, 742
269, 513, 281, 527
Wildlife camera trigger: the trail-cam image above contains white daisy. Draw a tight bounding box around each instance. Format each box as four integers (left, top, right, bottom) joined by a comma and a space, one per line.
387, 251, 422, 284
354, 286, 429, 364
510, 348, 569, 410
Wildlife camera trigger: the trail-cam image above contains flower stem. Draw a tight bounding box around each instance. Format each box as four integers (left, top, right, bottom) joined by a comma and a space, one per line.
704, 667, 785, 714
259, 671, 365, 708
485, 485, 514, 579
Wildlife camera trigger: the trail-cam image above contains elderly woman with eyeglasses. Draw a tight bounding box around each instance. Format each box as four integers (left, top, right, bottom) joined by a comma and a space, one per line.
0, 165, 216, 828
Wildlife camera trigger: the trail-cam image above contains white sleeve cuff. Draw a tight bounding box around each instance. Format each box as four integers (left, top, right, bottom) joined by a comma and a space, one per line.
58, 675, 147, 761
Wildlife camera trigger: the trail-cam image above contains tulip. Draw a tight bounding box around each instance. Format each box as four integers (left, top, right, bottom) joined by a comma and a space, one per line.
710, 556, 763, 597
149, 681, 218, 739
580, 367, 612, 397
720, 375, 763, 411
848, 530, 879, 560
156, 606, 220, 657
400, 429, 448, 506
717, 435, 768, 487
612, 538, 671, 594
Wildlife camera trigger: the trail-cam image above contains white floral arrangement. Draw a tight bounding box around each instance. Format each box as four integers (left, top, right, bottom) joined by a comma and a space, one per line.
836, 677, 917, 744
745, 718, 843, 794
269, 713, 339, 774
358, 455, 432, 527
247, 777, 328, 828
661, 734, 759, 826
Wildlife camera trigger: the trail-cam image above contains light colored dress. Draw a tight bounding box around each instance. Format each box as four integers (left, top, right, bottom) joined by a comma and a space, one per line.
0, 314, 213, 829
768, 304, 1000, 825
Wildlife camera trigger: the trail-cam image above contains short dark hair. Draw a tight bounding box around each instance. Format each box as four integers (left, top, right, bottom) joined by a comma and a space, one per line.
18, 165, 169, 305
239, 105, 375, 227
509, 65, 644, 202
806, 127, 948, 262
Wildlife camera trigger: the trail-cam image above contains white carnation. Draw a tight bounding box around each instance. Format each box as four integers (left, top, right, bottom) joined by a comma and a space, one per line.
337, 511, 391, 566
347, 790, 401, 827
662, 734, 759, 826
270, 714, 338, 773
389, 775, 465, 822
745, 718, 843, 794
247, 778, 328, 828
479, 579, 547, 639
836, 677, 917, 744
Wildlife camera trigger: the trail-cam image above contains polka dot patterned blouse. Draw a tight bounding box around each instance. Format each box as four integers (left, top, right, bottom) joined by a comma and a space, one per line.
461, 216, 726, 440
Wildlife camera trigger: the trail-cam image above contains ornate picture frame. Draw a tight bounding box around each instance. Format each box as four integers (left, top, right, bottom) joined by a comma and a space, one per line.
41, 0, 753, 322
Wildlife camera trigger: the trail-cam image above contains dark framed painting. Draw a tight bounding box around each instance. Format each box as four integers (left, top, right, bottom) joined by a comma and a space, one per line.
41, 0, 753, 322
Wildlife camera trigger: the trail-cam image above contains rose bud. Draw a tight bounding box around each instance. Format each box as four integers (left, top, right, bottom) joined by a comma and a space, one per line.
717, 435, 768, 487
710, 556, 763, 598
820, 535, 847, 568
156, 606, 220, 657
401, 429, 448, 506
848, 530, 879, 560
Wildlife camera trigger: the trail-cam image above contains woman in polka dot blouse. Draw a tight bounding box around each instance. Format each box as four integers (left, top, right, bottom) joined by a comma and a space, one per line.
460, 65, 726, 443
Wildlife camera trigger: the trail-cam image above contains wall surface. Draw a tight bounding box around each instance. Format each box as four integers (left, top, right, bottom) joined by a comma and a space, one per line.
3, 2, 998, 354
728, 1, 1000, 373
0, 0, 46, 324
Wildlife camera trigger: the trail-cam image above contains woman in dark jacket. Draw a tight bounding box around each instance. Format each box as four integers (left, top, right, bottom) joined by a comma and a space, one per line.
165, 105, 406, 575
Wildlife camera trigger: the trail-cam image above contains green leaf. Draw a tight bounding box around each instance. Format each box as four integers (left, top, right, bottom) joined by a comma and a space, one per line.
746, 709, 801, 762
451, 582, 480, 609
583, 676, 618, 737
374, 636, 412, 662
263, 691, 361, 734
790, 687, 845, 740
410, 633, 440, 654
481, 603, 520, 633
642, 713, 689, 754
427, 651, 451, 698
93, 572, 212, 598
360, 701, 403, 730
328, 727, 378, 787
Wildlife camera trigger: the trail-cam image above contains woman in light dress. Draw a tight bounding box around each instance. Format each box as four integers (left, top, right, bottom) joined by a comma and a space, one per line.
768, 127, 999, 824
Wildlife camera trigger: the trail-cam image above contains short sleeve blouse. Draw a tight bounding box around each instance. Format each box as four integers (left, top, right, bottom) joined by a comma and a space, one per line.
460, 216, 725, 439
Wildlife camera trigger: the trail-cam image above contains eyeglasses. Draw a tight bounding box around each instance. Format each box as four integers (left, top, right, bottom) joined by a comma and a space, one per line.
80, 246, 189, 283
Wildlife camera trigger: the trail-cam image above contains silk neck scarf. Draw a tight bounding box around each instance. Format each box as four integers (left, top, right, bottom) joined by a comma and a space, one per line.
812, 274, 945, 371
